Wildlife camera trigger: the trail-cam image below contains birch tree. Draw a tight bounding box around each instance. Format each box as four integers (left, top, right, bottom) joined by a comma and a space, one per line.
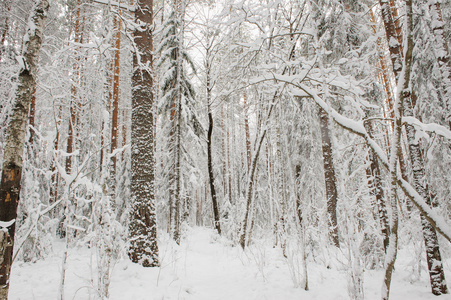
378, 0, 448, 295
0, 0, 49, 298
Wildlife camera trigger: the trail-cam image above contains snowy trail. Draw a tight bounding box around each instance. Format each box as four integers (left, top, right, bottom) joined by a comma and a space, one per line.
8, 227, 451, 299
111, 228, 313, 300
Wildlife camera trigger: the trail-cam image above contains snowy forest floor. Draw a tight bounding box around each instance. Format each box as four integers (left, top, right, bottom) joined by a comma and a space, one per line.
9, 227, 451, 300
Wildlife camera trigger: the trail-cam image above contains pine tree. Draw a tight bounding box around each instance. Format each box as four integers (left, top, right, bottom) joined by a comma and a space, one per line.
128, 0, 159, 267
157, 0, 196, 244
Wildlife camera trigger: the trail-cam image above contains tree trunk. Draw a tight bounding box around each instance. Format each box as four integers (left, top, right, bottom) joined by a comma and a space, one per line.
66, 0, 82, 176
206, 73, 221, 234
239, 94, 277, 249
319, 107, 340, 248
243, 90, 252, 171
381, 1, 414, 299
365, 121, 390, 252
426, 0, 451, 128
404, 100, 448, 295
239, 130, 266, 249
128, 0, 159, 267
380, 0, 448, 295
379, 0, 403, 78
226, 106, 233, 205
0, 1, 49, 298
371, 9, 412, 212
110, 13, 121, 180
275, 108, 287, 255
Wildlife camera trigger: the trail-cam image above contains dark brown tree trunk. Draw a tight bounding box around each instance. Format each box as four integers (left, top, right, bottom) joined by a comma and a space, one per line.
110, 14, 121, 178
66, 0, 82, 176
66, 102, 76, 174
206, 63, 221, 234
319, 108, 340, 248
128, 0, 159, 267
0, 1, 49, 298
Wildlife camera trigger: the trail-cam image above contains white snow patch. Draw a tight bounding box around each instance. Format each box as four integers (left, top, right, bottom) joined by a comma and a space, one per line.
8, 227, 451, 300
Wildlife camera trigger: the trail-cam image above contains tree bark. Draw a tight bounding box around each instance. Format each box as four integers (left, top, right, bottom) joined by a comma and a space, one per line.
243, 90, 252, 171
0, 1, 49, 298
426, 0, 451, 128
110, 13, 121, 179
128, 0, 159, 267
28, 92, 37, 144
319, 107, 340, 248
381, 1, 415, 299
206, 61, 221, 234
66, 0, 82, 176
380, 0, 448, 295
365, 121, 390, 252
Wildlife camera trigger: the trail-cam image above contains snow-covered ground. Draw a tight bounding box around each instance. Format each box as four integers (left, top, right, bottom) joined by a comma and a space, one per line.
9, 227, 451, 299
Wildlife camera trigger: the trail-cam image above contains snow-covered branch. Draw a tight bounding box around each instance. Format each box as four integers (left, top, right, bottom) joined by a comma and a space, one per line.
402, 116, 451, 140
282, 80, 451, 244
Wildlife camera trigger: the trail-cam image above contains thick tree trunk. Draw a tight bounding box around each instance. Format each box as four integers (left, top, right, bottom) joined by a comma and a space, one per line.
0, 1, 48, 298
319, 107, 340, 248
128, 0, 159, 267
